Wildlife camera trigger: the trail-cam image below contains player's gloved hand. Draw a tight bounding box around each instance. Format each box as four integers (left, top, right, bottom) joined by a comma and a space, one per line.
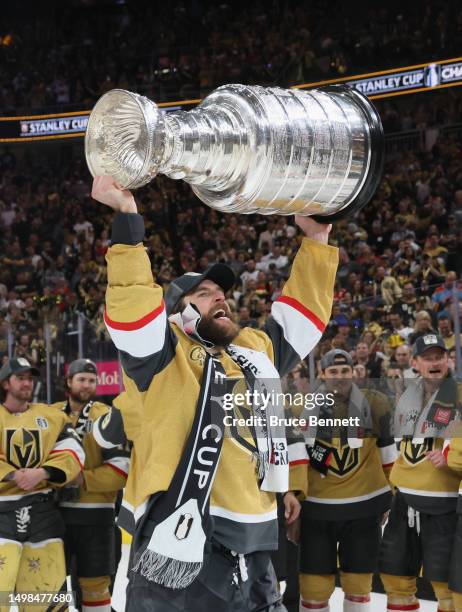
91, 176, 138, 213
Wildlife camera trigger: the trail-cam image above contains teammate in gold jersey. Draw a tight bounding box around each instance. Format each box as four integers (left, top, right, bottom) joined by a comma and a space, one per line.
0, 357, 84, 611
380, 333, 462, 612
288, 349, 396, 612
53, 358, 129, 612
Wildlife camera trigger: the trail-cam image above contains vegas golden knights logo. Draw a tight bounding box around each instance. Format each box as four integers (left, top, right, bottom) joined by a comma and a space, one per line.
317, 440, 359, 477
190, 346, 206, 367
402, 438, 434, 465
6, 428, 41, 469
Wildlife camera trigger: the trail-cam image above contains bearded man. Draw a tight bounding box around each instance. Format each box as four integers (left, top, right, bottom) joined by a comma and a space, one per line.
53, 358, 129, 612
90, 175, 338, 612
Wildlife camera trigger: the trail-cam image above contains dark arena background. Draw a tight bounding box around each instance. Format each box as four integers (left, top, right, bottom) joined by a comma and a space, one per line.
0, 1, 461, 611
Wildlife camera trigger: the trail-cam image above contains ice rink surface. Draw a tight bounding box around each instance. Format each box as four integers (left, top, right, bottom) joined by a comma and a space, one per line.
110, 544, 437, 612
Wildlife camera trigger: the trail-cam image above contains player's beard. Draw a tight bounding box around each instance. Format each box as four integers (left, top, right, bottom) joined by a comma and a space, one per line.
69, 389, 94, 405
197, 306, 240, 347
11, 387, 33, 403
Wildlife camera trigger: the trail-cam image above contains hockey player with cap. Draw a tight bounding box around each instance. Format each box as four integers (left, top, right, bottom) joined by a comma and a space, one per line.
90, 175, 338, 611
426, 422, 462, 612
0, 357, 84, 608
434, 426, 462, 611
379, 333, 462, 612
288, 348, 397, 612
52, 358, 130, 612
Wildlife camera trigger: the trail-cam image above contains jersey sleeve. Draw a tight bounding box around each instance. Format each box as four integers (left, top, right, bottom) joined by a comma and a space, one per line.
371, 391, 398, 473
288, 435, 309, 500
445, 436, 462, 474
42, 422, 85, 485
93, 404, 127, 449
83, 445, 130, 493
0, 454, 16, 481
263, 238, 338, 377
104, 213, 177, 389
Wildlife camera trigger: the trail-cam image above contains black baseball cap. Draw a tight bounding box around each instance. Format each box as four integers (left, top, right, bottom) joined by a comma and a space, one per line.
412, 334, 448, 357
67, 358, 97, 377
320, 349, 354, 370
165, 264, 235, 315
0, 358, 40, 383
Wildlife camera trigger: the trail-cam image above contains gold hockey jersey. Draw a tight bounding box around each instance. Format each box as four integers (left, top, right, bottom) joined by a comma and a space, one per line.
444, 435, 462, 514
0, 403, 84, 503
100, 212, 338, 553
390, 379, 462, 514
52, 400, 129, 524
289, 388, 396, 520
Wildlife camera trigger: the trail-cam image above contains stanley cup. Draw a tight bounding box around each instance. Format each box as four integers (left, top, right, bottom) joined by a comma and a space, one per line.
85, 84, 384, 220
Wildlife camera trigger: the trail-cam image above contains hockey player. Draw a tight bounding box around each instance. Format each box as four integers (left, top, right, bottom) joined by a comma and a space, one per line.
90, 175, 338, 611
0, 357, 84, 608
444, 434, 462, 611
53, 358, 130, 612
288, 348, 397, 612
421, 397, 462, 612
379, 333, 461, 612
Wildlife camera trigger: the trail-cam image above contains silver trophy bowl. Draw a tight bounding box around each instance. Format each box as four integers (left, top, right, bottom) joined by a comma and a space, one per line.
85, 84, 384, 220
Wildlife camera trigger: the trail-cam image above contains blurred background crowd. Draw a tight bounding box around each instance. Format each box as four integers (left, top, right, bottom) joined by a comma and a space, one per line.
0, 0, 461, 400
1, 0, 461, 113
1, 115, 461, 398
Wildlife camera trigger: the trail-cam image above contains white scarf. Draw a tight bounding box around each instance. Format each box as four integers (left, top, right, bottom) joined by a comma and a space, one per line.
169, 305, 288, 492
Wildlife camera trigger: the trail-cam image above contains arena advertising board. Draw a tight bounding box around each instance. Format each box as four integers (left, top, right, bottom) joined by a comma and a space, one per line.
294, 56, 462, 99
0, 99, 199, 143
64, 360, 122, 396
1, 58, 461, 143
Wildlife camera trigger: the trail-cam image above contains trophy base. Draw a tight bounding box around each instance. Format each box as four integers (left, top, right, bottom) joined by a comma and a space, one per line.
310, 85, 384, 224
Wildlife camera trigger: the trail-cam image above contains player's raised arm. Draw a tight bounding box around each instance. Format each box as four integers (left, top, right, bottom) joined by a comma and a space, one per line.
92, 176, 177, 381
264, 216, 338, 377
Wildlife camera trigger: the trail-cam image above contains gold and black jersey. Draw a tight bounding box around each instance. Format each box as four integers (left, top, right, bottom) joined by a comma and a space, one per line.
391, 380, 462, 514
391, 437, 460, 514
289, 389, 397, 520
51, 400, 129, 524
99, 212, 338, 553
443, 435, 462, 514
0, 403, 84, 504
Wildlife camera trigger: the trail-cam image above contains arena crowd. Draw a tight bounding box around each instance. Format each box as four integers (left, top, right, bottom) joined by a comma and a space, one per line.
1, 0, 461, 112
0, 116, 461, 395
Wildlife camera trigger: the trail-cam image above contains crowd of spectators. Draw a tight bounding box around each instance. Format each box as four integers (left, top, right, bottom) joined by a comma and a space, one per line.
0, 104, 461, 397
1, 0, 461, 113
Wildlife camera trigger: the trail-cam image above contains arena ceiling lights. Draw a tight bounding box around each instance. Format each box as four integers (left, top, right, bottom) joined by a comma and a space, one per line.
1, 56, 461, 143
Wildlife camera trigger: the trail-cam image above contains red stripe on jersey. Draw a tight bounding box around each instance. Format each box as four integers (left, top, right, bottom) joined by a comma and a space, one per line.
49, 449, 84, 470
275, 296, 325, 332
107, 463, 128, 478
443, 444, 450, 460
382, 462, 395, 468
289, 459, 309, 466
104, 301, 165, 331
